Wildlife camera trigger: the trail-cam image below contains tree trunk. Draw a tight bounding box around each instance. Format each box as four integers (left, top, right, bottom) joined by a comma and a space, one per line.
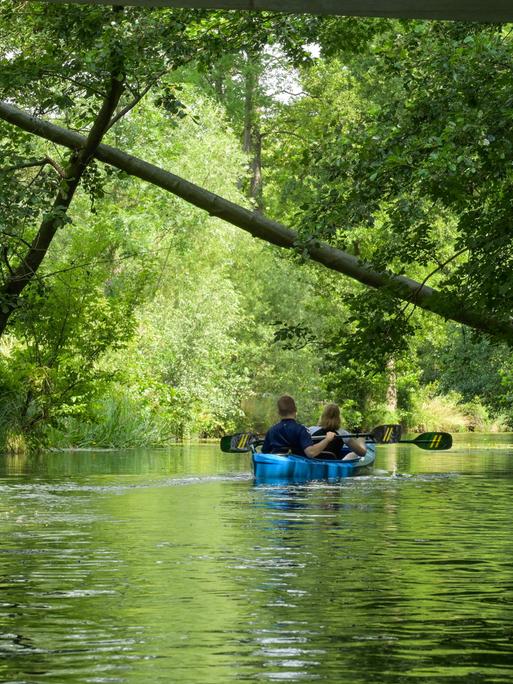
213, 72, 224, 99
242, 55, 254, 155
386, 358, 398, 412
242, 53, 264, 212
250, 127, 263, 212
0, 77, 124, 337
3, 101, 513, 344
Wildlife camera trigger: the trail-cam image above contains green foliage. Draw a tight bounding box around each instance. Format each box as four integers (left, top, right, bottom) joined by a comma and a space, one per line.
0, 87, 327, 448
316, 16, 393, 57
262, 22, 513, 365
0, 270, 138, 444
0, 350, 31, 451
297, 24, 513, 320
419, 326, 509, 405
4, 11, 513, 451
407, 386, 471, 433
258, 19, 513, 433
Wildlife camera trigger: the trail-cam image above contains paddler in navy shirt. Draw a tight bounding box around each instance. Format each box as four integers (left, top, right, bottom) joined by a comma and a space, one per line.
262, 395, 337, 458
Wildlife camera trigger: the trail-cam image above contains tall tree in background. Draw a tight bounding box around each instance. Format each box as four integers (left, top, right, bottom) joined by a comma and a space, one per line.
203, 16, 317, 210
242, 50, 264, 211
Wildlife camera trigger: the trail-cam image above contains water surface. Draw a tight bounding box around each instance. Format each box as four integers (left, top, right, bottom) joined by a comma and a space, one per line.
1, 435, 512, 682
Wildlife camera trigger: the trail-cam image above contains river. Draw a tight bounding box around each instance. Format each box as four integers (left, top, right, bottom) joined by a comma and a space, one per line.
0, 434, 512, 682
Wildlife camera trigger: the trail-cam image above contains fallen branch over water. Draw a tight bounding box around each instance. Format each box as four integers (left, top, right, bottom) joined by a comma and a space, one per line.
2, 101, 513, 342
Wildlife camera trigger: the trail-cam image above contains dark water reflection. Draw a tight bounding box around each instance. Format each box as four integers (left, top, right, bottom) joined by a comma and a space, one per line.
1, 435, 512, 682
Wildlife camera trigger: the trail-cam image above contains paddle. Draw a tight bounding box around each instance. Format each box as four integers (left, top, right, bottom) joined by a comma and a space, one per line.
220, 423, 402, 453
399, 432, 452, 450
220, 432, 261, 453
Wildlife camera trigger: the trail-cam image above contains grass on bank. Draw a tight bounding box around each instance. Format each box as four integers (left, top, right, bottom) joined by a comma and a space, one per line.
43, 391, 510, 449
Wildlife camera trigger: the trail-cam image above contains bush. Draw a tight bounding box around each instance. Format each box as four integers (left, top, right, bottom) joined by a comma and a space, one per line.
463, 397, 509, 433
406, 388, 468, 432
405, 385, 508, 433
0, 351, 39, 453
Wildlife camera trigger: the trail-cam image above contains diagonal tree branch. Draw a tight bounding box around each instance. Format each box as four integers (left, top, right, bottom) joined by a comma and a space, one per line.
1, 100, 513, 343
0, 76, 124, 336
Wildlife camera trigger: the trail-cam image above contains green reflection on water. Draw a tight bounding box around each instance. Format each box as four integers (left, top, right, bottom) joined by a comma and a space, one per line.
0, 436, 512, 683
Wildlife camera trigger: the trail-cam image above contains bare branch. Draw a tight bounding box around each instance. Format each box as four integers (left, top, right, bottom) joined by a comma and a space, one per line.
398, 246, 469, 325
1, 231, 33, 251
268, 89, 319, 100
39, 70, 107, 98
1, 156, 66, 177
39, 250, 140, 280
2, 246, 14, 276
43, 156, 66, 177
107, 70, 167, 130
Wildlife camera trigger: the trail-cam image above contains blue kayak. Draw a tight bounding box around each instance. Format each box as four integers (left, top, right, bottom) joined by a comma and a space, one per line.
252, 442, 376, 485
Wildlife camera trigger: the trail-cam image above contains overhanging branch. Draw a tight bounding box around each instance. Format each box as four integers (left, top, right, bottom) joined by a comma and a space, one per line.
2, 100, 513, 342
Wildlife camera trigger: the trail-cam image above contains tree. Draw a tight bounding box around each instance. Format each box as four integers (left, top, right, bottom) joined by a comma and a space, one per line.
292, 22, 513, 351
0, 2, 316, 336
3, 8, 513, 444
5, 98, 513, 345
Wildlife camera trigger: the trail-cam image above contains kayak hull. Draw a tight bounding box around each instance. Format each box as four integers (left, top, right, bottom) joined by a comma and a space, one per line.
252, 442, 376, 484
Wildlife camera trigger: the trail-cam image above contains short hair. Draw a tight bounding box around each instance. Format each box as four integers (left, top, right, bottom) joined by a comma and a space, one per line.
277, 395, 297, 417
319, 403, 341, 430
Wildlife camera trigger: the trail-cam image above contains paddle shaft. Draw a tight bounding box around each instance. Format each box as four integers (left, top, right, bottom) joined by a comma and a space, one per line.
221, 424, 402, 453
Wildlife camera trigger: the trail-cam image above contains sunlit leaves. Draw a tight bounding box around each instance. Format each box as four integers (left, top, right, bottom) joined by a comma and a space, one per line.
287, 22, 513, 340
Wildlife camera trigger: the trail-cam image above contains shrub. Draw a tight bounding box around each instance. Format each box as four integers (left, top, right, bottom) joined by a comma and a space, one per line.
406, 385, 509, 433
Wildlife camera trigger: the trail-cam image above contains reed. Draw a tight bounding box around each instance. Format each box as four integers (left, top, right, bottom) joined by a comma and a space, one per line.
45, 395, 175, 449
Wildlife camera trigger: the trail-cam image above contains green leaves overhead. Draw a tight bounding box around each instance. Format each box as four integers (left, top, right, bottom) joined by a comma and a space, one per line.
0, 3, 317, 120
296, 23, 513, 327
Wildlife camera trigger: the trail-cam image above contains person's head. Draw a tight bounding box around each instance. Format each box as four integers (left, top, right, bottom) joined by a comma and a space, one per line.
319, 403, 341, 430
277, 394, 297, 418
